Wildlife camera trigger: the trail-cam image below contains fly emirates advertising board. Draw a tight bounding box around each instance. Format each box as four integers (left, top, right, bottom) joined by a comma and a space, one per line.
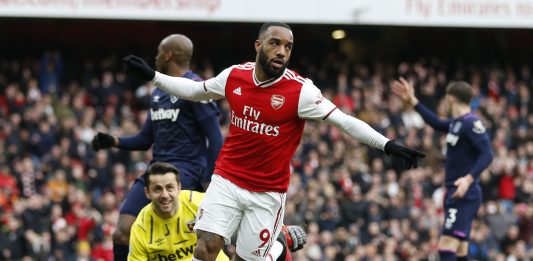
1, 0, 533, 28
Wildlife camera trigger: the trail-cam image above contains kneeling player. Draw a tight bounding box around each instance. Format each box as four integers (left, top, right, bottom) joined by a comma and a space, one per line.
128, 162, 306, 261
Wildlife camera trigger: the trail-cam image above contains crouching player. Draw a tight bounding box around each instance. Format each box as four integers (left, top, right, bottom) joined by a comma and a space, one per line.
128, 162, 306, 261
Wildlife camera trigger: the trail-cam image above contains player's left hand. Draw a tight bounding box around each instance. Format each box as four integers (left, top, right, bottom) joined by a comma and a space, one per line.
452, 174, 474, 199
384, 140, 425, 169
284, 225, 307, 252
122, 55, 155, 81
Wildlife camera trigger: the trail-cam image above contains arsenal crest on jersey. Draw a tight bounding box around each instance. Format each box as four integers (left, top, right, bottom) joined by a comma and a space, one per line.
271, 94, 285, 110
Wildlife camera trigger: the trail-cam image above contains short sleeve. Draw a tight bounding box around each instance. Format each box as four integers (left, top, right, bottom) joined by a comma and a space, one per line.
297, 80, 337, 120
180, 190, 205, 212
190, 191, 205, 210
203, 66, 235, 97
128, 222, 147, 261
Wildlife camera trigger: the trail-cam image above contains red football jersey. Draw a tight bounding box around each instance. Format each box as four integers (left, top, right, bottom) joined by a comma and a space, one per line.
153, 62, 390, 192
212, 63, 307, 192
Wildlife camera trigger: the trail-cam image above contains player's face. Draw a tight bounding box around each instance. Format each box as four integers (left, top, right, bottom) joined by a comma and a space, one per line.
256, 26, 293, 79
145, 173, 180, 219
155, 44, 168, 73
445, 94, 454, 115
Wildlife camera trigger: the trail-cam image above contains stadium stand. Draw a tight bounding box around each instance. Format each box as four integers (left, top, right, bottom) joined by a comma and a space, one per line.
0, 19, 532, 260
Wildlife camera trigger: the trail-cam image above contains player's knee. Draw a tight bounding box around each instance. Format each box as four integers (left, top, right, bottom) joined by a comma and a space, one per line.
193, 244, 216, 260
112, 228, 129, 245
194, 230, 224, 259
438, 235, 461, 252
456, 241, 469, 256
113, 215, 136, 245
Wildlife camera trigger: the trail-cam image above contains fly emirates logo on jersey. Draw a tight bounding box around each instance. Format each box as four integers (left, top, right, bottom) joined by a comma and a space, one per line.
231, 105, 280, 136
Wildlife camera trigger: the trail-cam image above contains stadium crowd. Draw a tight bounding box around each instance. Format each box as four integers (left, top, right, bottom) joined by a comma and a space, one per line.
0, 49, 532, 261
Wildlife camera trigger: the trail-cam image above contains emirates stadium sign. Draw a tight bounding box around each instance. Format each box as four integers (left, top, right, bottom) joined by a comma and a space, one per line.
1, 0, 533, 28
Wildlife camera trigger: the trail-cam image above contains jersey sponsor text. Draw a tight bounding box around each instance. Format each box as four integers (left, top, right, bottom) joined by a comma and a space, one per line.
151, 244, 195, 260
446, 133, 459, 146
151, 108, 180, 122
230, 106, 280, 136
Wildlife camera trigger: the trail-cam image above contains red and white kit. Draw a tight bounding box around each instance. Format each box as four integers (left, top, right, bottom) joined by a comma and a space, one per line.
206, 62, 335, 193
152, 62, 389, 260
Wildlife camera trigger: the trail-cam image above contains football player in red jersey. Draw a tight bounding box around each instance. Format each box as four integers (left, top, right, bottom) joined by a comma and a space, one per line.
123, 22, 425, 261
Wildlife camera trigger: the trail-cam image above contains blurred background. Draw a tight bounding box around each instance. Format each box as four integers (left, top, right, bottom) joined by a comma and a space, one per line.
0, 0, 532, 260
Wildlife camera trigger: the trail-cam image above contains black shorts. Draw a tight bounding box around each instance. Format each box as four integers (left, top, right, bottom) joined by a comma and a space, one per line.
441, 185, 482, 240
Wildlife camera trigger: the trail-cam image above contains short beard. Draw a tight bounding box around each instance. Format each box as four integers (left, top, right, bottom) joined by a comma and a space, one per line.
158, 64, 168, 74
258, 48, 286, 79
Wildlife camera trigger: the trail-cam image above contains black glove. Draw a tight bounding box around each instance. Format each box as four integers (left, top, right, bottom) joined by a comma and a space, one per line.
285, 225, 307, 252
122, 55, 155, 81
384, 140, 425, 169
91, 132, 116, 151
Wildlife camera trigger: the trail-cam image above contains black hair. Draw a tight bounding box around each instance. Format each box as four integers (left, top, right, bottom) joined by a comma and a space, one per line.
446, 81, 473, 105
258, 22, 292, 39
144, 162, 180, 187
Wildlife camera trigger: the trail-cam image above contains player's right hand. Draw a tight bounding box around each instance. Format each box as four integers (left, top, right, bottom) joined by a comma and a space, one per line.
391, 77, 419, 106
91, 132, 116, 151
122, 55, 155, 81
452, 174, 474, 199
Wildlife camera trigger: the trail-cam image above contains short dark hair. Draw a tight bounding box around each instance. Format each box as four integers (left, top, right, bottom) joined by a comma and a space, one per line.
258, 22, 292, 39
144, 162, 180, 187
446, 81, 473, 105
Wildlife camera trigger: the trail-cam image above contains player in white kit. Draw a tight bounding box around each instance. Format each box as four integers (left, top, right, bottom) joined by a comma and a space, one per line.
122, 22, 425, 261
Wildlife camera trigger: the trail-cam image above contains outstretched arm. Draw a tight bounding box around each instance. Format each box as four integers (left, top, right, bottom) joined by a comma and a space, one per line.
92, 113, 154, 151
392, 77, 450, 132
152, 72, 223, 102
325, 109, 424, 169
325, 109, 389, 150
117, 113, 154, 150
298, 80, 424, 169
122, 55, 224, 102
414, 103, 450, 132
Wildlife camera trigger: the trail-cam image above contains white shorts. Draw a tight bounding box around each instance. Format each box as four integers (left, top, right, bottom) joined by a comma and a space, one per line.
194, 174, 286, 261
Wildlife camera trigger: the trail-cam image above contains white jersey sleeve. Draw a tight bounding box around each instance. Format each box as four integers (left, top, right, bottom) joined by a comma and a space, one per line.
151, 66, 235, 101
297, 79, 337, 120
152, 72, 222, 101
203, 66, 235, 97
298, 80, 389, 151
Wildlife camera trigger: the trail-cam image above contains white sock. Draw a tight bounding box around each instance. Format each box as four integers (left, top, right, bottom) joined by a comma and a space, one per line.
268, 241, 284, 259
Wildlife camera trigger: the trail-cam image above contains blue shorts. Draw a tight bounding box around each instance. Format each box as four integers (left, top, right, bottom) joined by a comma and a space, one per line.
120, 167, 205, 216
441, 184, 482, 240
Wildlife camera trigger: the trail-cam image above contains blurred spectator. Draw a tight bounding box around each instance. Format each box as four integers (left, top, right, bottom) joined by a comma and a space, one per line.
39, 51, 63, 95
0, 164, 19, 212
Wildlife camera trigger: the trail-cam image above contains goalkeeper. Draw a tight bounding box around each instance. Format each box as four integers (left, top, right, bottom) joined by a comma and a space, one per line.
128, 162, 306, 261
91, 34, 224, 261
